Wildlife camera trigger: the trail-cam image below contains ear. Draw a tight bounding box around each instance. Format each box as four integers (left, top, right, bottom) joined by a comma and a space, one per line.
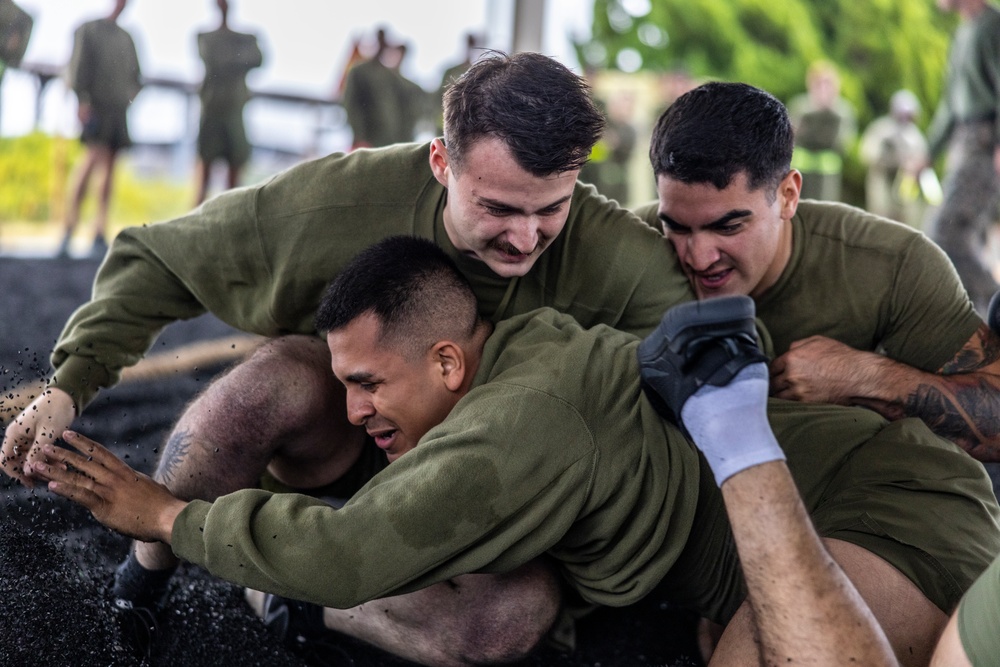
777, 170, 801, 220
428, 138, 451, 188
431, 340, 467, 392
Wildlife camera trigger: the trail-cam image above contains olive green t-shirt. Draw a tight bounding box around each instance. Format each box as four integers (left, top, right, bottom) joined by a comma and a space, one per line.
633, 199, 981, 371
51, 142, 693, 411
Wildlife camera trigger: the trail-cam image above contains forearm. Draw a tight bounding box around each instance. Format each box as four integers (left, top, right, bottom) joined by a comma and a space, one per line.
722, 461, 897, 666
845, 353, 1000, 459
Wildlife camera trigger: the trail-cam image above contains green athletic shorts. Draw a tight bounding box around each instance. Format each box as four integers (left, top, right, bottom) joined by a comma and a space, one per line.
656, 400, 1000, 624
81, 104, 131, 151
197, 107, 251, 167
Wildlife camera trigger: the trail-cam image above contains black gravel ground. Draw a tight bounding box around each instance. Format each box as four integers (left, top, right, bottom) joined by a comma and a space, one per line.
0, 256, 702, 667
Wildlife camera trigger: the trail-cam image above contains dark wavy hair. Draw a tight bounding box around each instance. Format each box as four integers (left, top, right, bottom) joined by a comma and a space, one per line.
443, 51, 604, 176
649, 82, 793, 199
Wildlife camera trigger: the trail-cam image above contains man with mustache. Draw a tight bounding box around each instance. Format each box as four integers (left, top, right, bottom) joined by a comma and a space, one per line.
2, 51, 691, 657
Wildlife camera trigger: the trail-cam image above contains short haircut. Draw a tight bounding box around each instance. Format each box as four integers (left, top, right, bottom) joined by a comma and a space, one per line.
649, 82, 793, 197
443, 51, 604, 176
315, 236, 480, 359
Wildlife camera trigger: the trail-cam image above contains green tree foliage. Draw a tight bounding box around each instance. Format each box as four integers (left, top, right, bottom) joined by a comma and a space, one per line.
583, 0, 954, 125
0, 132, 191, 225
580, 0, 957, 205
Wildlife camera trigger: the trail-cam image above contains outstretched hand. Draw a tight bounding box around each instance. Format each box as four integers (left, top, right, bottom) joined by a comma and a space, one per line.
25, 430, 187, 544
2, 387, 76, 487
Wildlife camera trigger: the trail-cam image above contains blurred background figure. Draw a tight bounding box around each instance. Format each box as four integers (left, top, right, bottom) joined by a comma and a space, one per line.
658, 64, 697, 112
580, 89, 637, 205
859, 89, 930, 227
193, 0, 263, 206
924, 0, 1000, 316
340, 26, 429, 149
434, 31, 483, 134
0, 0, 32, 131
788, 61, 857, 202
59, 0, 141, 259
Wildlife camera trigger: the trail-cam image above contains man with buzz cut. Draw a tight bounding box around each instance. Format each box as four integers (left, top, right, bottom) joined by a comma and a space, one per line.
634, 81, 1000, 462
2, 51, 692, 656
30, 236, 1000, 666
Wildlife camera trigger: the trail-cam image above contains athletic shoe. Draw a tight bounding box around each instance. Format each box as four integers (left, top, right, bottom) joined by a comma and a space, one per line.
261, 593, 355, 666
637, 295, 768, 428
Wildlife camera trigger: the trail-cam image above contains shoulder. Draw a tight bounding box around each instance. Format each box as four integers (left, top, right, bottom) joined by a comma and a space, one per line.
795, 200, 924, 253
560, 183, 668, 257
256, 142, 438, 216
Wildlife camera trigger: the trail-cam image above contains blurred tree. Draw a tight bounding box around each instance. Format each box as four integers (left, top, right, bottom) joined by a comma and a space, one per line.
579, 0, 956, 206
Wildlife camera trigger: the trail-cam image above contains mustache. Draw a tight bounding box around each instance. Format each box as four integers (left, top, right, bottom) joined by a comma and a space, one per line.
488, 235, 549, 256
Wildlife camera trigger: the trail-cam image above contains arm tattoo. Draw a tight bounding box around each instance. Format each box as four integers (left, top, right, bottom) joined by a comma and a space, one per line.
941, 324, 1000, 373
156, 428, 193, 484
906, 379, 1000, 458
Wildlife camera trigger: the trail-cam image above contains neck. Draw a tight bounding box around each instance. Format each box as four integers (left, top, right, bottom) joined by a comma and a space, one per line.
461, 320, 494, 393
752, 217, 794, 299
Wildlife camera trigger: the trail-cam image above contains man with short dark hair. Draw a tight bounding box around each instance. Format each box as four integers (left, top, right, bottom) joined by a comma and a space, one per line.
31, 236, 1000, 666
3, 51, 691, 656
635, 81, 1000, 461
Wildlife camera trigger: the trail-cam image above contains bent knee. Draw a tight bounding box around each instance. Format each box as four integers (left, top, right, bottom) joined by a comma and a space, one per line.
455, 565, 561, 664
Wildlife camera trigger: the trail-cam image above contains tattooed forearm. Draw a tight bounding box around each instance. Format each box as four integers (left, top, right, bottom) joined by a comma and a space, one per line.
905, 378, 1000, 460
155, 428, 193, 484
941, 324, 1000, 373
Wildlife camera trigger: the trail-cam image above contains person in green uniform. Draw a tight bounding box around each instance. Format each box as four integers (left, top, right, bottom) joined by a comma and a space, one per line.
0, 0, 33, 129
341, 27, 428, 149
1, 50, 692, 655
635, 81, 1000, 462
859, 89, 930, 227
29, 236, 1000, 666
59, 0, 142, 259
193, 0, 263, 205
924, 0, 1000, 316
786, 61, 856, 202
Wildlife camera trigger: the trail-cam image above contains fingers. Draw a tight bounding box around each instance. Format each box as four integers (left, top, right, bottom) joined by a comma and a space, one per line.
2, 388, 76, 487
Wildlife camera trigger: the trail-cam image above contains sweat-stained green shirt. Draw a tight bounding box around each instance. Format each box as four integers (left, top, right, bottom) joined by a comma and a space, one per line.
171, 309, 704, 610
50, 142, 693, 412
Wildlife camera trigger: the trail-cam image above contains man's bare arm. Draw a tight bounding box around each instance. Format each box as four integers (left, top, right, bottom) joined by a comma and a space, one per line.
770, 325, 1000, 460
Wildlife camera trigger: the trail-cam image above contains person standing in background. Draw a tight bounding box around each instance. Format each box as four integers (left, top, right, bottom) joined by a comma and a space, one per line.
924, 0, 1000, 316
59, 0, 141, 260
341, 27, 425, 149
788, 61, 857, 202
193, 0, 263, 206
0, 0, 33, 130
859, 89, 930, 227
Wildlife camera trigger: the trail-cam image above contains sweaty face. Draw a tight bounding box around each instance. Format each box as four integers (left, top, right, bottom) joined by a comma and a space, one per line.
327, 314, 457, 463
432, 137, 578, 278
656, 171, 798, 300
